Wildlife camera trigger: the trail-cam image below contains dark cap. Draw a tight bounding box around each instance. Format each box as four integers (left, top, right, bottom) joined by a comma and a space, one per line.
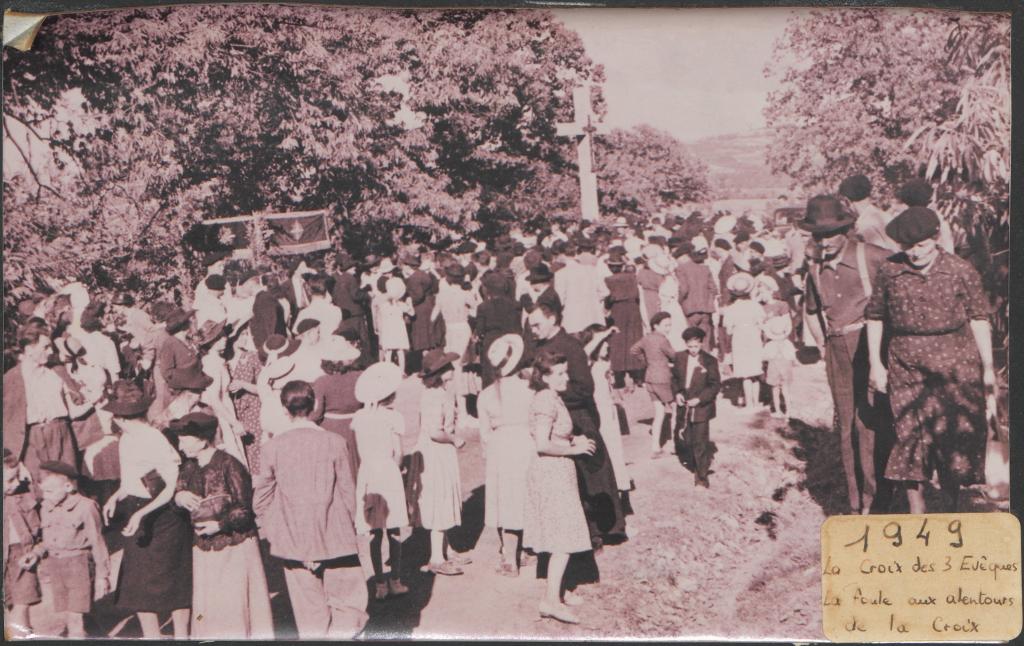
39, 460, 78, 480
167, 411, 218, 442
897, 179, 934, 207
886, 207, 941, 246
527, 263, 554, 284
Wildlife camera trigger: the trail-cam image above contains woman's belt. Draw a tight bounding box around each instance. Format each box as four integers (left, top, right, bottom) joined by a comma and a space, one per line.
891, 325, 966, 337
323, 412, 357, 420
826, 321, 865, 338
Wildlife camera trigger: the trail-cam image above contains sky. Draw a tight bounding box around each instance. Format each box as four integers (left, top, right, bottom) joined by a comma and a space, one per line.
553, 8, 800, 143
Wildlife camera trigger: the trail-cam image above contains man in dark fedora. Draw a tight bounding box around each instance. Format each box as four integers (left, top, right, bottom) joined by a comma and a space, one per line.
800, 194, 894, 515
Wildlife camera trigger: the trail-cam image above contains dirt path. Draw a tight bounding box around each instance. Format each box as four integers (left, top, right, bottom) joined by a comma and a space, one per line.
403, 362, 836, 640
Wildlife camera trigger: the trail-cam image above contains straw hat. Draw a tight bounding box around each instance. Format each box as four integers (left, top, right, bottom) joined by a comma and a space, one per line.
385, 277, 406, 299
379, 258, 396, 274
764, 315, 793, 340
355, 361, 403, 405
321, 335, 360, 364
487, 333, 525, 378
726, 272, 754, 295
690, 236, 709, 253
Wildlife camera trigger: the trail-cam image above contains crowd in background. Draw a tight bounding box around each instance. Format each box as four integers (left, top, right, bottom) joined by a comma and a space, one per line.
2, 173, 1003, 638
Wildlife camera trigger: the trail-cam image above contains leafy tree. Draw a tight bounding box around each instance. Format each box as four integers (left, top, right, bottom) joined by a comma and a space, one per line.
595, 125, 710, 221
763, 8, 1009, 366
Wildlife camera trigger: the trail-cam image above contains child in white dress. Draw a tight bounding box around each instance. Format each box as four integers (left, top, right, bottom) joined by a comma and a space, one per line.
378, 277, 413, 373
353, 361, 410, 600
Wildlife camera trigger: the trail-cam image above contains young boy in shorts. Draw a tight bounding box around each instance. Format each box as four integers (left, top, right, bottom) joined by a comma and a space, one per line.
4, 449, 45, 638
35, 461, 111, 638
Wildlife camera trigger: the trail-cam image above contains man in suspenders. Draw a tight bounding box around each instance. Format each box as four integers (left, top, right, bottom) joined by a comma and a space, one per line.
799, 195, 894, 515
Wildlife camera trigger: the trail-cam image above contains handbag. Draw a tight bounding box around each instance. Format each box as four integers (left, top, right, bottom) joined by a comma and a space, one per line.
140, 469, 166, 498
984, 416, 1009, 498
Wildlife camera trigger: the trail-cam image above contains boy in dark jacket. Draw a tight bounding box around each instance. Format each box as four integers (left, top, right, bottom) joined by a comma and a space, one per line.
671, 327, 722, 488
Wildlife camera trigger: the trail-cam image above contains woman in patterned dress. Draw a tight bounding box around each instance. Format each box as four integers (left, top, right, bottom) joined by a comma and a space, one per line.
522, 350, 596, 625
866, 207, 996, 514
228, 328, 263, 473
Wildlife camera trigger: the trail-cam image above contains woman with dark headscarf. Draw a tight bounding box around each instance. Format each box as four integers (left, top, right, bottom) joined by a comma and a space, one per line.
866, 207, 996, 514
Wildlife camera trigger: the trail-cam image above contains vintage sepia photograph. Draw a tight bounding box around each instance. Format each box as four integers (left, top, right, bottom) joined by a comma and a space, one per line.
2, 4, 1012, 640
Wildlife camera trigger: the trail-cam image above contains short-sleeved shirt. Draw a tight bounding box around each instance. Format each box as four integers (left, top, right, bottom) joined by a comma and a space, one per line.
528, 389, 573, 446
865, 251, 991, 333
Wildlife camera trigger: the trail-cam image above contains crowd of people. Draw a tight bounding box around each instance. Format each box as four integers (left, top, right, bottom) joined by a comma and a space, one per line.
2, 173, 1002, 638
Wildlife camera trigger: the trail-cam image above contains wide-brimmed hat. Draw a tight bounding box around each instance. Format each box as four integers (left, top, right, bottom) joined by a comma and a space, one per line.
194, 319, 226, 347
385, 277, 406, 299
379, 258, 396, 274
165, 361, 214, 393
649, 255, 674, 276
355, 361, 404, 404
103, 379, 155, 417
690, 236, 709, 253
399, 250, 421, 268
764, 315, 793, 340
726, 272, 754, 296
264, 334, 300, 358
527, 263, 553, 284
321, 335, 361, 363
613, 216, 629, 228
165, 308, 194, 335
798, 195, 857, 234
487, 333, 525, 377
421, 349, 460, 378
62, 336, 87, 359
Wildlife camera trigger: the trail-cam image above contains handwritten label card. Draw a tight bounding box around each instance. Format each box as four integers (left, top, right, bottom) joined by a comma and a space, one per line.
822, 513, 1022, 642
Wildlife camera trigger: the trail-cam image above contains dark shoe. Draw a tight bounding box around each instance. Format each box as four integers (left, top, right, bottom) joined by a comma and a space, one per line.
620, 491, 634, 516
698, 477, 710, 489
388, 577, 409, 597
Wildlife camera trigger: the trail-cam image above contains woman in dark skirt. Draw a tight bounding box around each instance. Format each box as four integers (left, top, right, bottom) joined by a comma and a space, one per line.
100, 380, 192, 638
866, 207, 997, 514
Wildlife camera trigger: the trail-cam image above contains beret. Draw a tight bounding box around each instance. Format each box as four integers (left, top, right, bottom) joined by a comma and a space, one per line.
205, 274, 226, 291
748, 241, 765, 254
897, 179, 933, 207
39, 460, 78, 479
296, 318, 320, 335
733, 231, 751, 244
886, 207, 940, 246
838, 174, 872, 202
167, 411, 219, 439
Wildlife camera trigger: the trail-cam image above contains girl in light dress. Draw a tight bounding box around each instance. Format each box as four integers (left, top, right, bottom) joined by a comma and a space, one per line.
476, 334, 535, 576
416, 350, 470, 576
762, 315, 797, 420
352, 361, 411, 600
721, 272, 766, 410
378, 277, 414, 373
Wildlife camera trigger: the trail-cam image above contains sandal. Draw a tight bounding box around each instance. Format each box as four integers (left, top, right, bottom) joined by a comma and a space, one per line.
448, 552, 473, 567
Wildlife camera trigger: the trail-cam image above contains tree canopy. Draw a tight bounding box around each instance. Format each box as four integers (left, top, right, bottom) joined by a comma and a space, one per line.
3, 6, 709, 308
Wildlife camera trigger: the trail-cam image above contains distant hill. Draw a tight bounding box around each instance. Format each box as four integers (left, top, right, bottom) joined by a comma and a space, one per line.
685, 129, 796, 200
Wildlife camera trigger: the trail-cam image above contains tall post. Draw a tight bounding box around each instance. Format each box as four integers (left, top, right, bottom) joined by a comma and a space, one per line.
556, 84, 607, 221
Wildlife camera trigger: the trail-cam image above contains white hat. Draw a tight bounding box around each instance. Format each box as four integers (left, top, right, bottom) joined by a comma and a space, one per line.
487, 333, 525, 377
379, 258, 396, 274
355, 361, 403, 404
650, 254, 674, 276
764, 315, 793, 340
691, 236, 709, 253
726, 272, 754, 295
762, 238, 788, 259
614, 216, 629, 228
385, 277, 406, 299
714, 215, 737, 235
641, 243, 664, 261
320, 335, 360, 364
